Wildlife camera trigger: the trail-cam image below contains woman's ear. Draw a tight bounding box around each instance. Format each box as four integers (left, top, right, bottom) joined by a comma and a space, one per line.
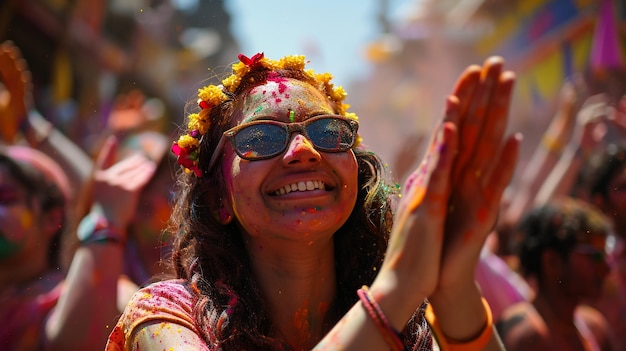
206, 187, 234, 225
218, 205, 234, 225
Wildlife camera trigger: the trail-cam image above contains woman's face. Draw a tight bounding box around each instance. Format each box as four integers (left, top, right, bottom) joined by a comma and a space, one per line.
0, 164, 41, 261
220, 78, 359, 243
564, 234, 610, 299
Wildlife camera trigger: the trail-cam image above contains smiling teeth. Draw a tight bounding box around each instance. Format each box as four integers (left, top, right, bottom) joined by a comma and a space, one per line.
275, 180, 325, 195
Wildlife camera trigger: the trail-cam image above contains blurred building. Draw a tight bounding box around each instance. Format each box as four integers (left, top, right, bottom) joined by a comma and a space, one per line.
350, 0, 624, 183
0, 0, 239, 151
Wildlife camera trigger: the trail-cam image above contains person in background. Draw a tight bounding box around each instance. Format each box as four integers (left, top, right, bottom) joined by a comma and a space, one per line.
0, 145, 70, 351
498, 197, 613, 351
0, 40, 92, 189
107, 53, 520, 350
577, 142, 626, 351
2, 39, 178, 349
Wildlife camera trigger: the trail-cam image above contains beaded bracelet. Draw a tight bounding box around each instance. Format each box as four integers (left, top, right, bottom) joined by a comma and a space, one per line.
77, 212, 125, 246
79, 229, 124, 245
424, 297, 493, 351
357, 286, 406, 351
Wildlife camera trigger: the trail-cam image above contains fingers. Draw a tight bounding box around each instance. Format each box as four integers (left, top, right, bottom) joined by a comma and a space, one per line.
95, 135, 119, 171
391, 120, 457, 257
421, 122, 457, 216
405, 101, 459, 215
112, 155, 157, 190
95, 152, 157, 193
483, 133, 522, 213
451, 57, 504, 184
404, 96, 460, 197
470, 70, 516, 185
450, 65, 481, 121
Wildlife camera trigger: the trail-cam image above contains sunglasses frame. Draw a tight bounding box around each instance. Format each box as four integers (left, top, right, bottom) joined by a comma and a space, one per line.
207, 115, 359, 172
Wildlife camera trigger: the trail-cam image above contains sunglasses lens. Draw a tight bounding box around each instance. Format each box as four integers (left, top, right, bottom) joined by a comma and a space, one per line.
307, 118, 355, 151
233, 123, 287, 159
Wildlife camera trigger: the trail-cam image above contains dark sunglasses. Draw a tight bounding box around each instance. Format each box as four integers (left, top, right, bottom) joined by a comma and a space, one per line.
207, 115, 359, 171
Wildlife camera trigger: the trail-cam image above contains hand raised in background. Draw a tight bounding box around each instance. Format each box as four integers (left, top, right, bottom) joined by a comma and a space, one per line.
0, 41, 32, 143
91, 136, 157, 232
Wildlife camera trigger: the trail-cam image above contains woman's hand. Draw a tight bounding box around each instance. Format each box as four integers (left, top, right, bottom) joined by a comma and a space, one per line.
436, 57, 520, 294
91, 136, 157, 231
370, 57, 520, 340
0, 41, 32, 143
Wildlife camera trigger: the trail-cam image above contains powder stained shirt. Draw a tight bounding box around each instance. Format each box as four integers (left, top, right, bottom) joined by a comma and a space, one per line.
105, 279, 203, 351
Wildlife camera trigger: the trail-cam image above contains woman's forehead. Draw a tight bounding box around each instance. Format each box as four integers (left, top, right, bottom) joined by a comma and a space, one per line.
237, 78, 334, 123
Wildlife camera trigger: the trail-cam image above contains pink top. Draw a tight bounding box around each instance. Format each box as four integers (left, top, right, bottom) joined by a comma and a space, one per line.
0, 272, 64, 351
475, 247, 532, 322
106, 279, 205, 351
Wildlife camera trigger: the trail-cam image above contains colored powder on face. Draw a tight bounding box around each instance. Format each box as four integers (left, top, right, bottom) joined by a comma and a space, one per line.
0, 233, 23, 259
267, 73, 288, 85
289, 110, 295, 122
306, 206, 321, 214
275, 98, 282, 103
293, 307, 310, 334
278, 82, 287, 94
476, 207, 489, 223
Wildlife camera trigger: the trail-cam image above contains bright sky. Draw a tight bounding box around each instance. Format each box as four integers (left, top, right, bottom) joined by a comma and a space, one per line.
225, 0, 417, 86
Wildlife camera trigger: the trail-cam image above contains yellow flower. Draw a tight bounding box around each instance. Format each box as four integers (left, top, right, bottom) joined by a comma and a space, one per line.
198, 85, 228, 106
187, 112, 210, 134
177, 134, 200, 149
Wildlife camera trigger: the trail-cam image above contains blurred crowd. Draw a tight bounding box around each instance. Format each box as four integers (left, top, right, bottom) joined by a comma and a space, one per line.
1, 0, 626, 350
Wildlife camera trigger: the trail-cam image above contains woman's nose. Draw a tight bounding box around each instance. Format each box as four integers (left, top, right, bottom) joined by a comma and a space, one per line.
282, 134, 321, 165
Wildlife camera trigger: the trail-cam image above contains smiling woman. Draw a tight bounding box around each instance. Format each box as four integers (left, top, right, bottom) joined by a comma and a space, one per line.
106, 52, 520, 351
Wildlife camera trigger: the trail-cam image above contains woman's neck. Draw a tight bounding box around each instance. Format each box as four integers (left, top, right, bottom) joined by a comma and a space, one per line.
533, 289, 578, 326
245, 235, 337, 349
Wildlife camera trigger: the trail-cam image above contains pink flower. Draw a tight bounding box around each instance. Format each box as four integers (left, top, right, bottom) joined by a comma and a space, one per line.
238, 52, 264, 67
172, 143, 202, 177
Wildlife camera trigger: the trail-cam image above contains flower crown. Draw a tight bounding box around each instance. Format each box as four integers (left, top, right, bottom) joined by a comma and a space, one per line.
172, 52, 360, 177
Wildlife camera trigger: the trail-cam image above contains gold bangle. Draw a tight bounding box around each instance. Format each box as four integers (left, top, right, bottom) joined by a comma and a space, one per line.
541, 135, 564, 155
425, 297, 494, 351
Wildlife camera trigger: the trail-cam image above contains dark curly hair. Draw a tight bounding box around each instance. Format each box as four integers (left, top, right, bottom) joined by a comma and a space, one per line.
168, 67, 432, 350
513, 197, 610, 282
576, 143, 626, 202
